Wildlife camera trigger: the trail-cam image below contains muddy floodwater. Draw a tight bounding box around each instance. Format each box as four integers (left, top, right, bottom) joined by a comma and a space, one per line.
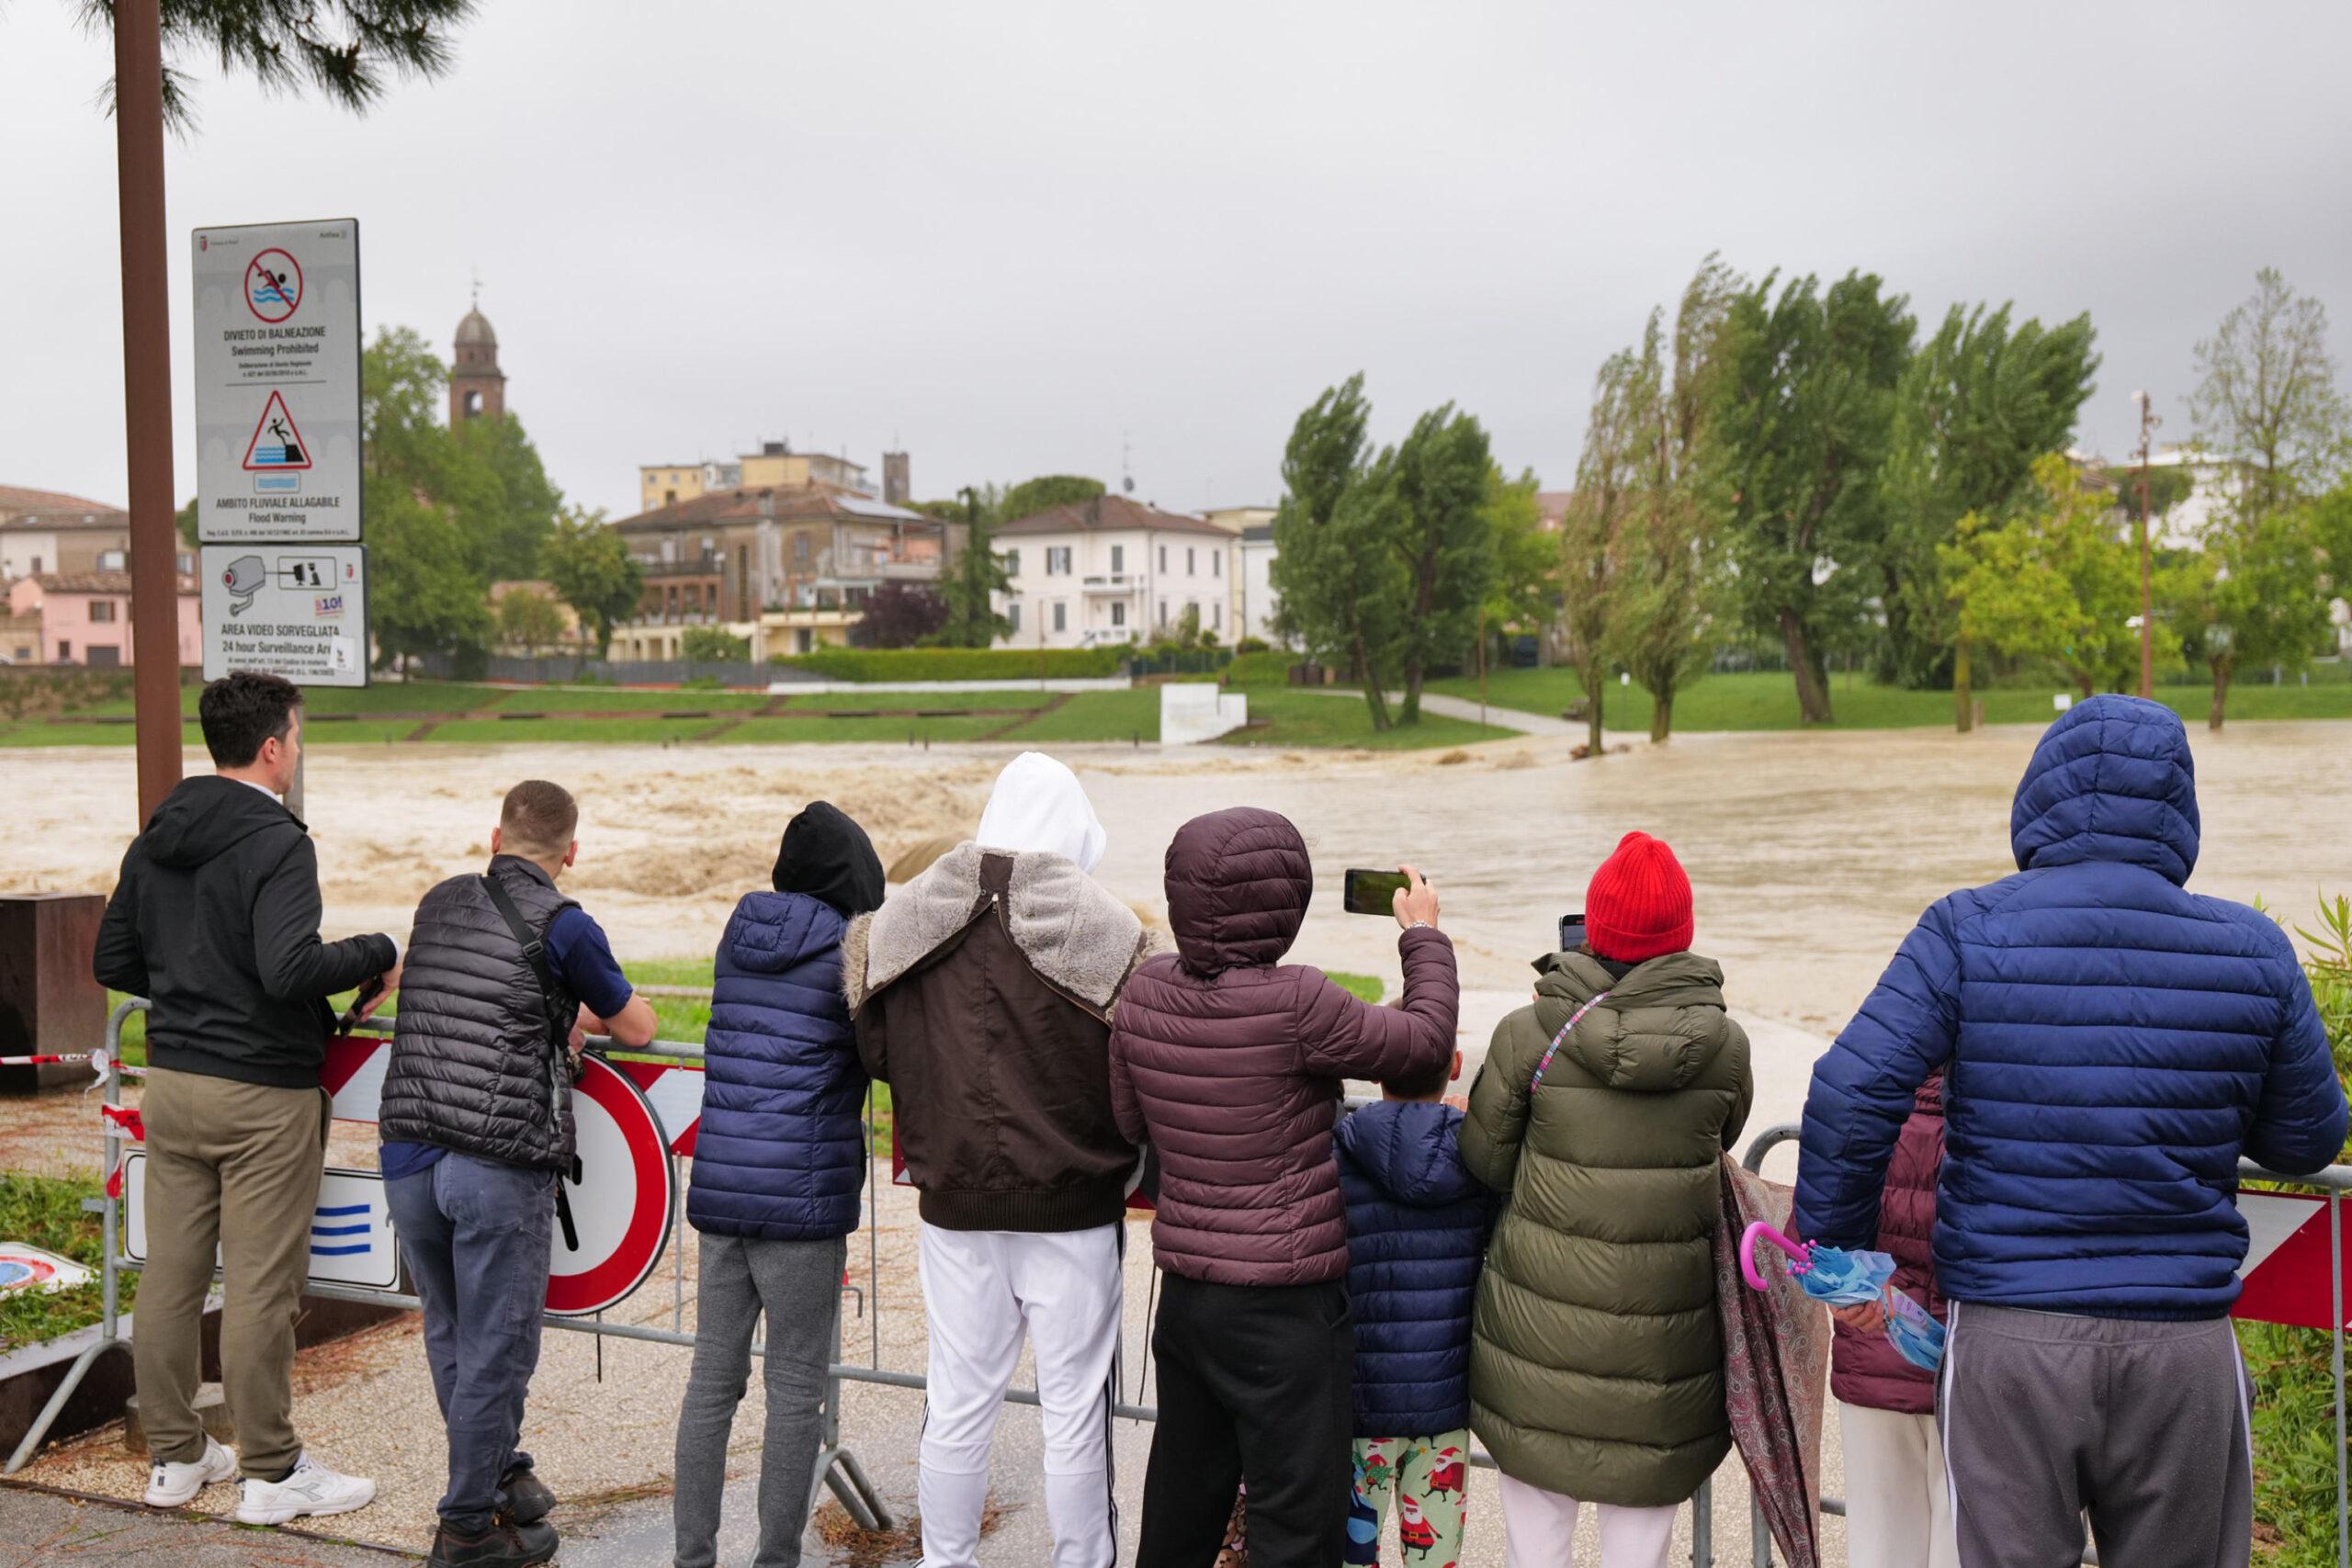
9, 719, 2348, 1134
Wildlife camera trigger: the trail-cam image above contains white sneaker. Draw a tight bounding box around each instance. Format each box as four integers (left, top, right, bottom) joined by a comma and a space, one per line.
144, 1435, 238, 1507
233, 1450, 377, 1526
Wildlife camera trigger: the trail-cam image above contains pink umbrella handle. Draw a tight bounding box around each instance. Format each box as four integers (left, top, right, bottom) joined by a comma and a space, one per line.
1739, 1220, 1813, 1291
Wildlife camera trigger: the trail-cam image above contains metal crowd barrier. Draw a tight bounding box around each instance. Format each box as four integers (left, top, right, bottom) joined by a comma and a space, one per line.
11, 1001, 2349, 1568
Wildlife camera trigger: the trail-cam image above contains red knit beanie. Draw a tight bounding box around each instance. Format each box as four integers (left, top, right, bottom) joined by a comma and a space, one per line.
1585, 830, 1693, 963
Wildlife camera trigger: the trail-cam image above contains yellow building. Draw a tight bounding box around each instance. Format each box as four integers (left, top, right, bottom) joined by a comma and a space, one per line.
738, 442, 873, 495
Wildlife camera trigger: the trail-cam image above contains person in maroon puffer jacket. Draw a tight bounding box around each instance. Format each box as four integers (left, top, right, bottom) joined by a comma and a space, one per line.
1832, 1071, 1955, 1568
1109, 807, 1458, 1568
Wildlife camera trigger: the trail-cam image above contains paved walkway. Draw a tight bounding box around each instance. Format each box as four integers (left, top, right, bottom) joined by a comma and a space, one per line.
0, 1484, 404, 1565
1284, 684, 1599, 740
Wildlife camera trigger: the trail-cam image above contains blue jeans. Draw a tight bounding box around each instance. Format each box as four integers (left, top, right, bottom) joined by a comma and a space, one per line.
386, 1151, 557, 1532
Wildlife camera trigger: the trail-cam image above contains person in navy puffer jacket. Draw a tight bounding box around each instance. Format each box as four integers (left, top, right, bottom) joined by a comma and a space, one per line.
1336, 1048, 1492, 1567
1794, 695, 2347, 1568
673, 802, 884, 1568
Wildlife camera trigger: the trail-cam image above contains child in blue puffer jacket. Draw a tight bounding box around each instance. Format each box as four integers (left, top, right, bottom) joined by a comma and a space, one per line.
673, 802, 885, 1568
1337, 1044, 1493, 1566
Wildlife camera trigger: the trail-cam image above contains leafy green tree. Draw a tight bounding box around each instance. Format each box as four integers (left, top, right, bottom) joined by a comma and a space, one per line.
998, 475, 1105, 524
2166, 505, 2334, 730
1714, 270, 1915, 724
541, 507, 641, 660
175, 496, 198, 547
1386, 404, 1496, 723
2191, 268, 2351, 521
1942, 456, 2170, 700
1558, 340, 1651, 757
681, 626, 751, 662
1480, 466, 1555, 643
2184, 270, 2349, 729
1270, 375, 1408, 729
493, 587, 568, 656
1878, 303, 2099, 690
369, 491, 489, 673
2112, 463, 2196, 527
83, 0, 476, 129
452, 414, 564, 582
1607, 260, 1743, 743
932, 490, 1012, 648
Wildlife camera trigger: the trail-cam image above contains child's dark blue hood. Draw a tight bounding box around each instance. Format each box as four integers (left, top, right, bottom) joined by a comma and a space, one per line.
1336, 1099, 1482, 1207
722, 889, 846, 974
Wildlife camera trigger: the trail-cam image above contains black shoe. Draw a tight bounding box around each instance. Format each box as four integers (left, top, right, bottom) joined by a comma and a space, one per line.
495, 1463, 558, 1527
427, 1518, 559, 1568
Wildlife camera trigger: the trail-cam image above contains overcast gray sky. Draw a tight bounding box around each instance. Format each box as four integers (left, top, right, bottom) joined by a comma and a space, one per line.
6, 1, 2350, 522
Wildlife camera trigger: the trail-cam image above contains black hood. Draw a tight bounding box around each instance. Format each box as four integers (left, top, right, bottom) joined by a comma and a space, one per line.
772, 801, 886, 918
142, 775, 299, 871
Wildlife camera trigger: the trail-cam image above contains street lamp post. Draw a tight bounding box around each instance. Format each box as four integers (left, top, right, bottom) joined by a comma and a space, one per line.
2132, 390, 2159, 702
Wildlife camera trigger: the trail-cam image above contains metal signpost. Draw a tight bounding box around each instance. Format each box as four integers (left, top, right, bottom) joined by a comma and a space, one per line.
192, 218, 367, 818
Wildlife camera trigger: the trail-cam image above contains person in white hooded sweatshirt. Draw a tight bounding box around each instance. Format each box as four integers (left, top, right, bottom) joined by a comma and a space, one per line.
845, 753, 1155, 1568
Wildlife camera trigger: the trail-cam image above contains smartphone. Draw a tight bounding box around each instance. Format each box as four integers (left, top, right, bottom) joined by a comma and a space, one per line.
1559, 914, 1588, 951
1341, 869, 1411, 917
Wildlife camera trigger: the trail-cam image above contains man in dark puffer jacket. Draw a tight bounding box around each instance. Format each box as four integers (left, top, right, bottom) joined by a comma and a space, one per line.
1795, 696, 2349, 1568
673, 802, 884, 1568
379, 781, 658, 1568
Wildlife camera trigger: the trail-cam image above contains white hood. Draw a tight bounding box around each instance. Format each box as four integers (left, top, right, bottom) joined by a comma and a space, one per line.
974, 751, 1106, 873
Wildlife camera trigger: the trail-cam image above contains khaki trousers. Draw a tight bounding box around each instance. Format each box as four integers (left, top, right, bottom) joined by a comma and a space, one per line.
132, 1067, 331, 1479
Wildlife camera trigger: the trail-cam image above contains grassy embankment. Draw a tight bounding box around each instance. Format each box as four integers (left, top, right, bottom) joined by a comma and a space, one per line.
0, 680, 1503, 751
1420, 665, 2352, 731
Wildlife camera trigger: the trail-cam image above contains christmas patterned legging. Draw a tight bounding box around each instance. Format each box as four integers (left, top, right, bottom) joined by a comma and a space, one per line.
1347, 1431, 1472, 1565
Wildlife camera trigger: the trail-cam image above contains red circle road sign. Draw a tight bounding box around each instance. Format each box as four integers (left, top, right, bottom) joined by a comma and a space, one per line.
246, 248, 304, 323
546, 1054, 676, 1317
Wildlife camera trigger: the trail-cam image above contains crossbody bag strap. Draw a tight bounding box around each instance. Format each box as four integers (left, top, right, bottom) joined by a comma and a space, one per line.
480, 874, 568, 1059
1529, 989, 1611, 1093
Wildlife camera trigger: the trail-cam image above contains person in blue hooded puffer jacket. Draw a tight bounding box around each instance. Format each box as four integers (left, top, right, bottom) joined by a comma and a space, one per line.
1794, 694, 2346, 1568
1336, 1045, 1492, 1566
673, 801, 885, 1568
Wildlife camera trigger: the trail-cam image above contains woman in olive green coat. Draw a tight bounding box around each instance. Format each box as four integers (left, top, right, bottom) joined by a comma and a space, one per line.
1458, 832, 1751, 1567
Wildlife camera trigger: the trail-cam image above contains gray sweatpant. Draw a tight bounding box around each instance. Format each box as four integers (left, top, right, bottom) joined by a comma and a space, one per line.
1939, 1303, 2254, 1568
673, 1231, 847, 1568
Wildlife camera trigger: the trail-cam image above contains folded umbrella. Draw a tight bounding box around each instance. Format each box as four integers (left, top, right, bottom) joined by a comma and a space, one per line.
1713, 1157, 1829, 1568
1741, 1223, 1945, 1372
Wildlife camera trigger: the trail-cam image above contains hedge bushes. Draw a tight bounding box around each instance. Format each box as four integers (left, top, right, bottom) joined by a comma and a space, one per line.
769, 646, 1127, 682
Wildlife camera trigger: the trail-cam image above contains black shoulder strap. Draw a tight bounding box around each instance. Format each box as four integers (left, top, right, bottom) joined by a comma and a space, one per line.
481, 874, 566, 1055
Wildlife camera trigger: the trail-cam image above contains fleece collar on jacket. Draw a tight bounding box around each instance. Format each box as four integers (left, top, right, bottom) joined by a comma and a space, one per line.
842, 841, 1148, 1011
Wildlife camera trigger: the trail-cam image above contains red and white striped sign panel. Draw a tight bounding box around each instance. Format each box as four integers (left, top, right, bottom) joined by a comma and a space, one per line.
321, 1034, 705, 1157
2233, 1190, 2352, 1330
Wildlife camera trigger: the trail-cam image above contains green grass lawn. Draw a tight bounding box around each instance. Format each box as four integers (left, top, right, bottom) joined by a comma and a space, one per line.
1425, 666, 2352, 731
1225, 690, 1521, 750
0, 1172, 130, 1352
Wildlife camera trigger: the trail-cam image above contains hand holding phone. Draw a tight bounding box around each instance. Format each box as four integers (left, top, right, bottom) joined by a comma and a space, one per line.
1392, 865, 1439, 931
1341, 867, 1440, 931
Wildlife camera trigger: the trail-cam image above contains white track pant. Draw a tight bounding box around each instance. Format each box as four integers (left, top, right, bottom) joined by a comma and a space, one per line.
917, 1222, 1123, 1568
1497, 1473, 1677, 1568
1838, 1402, 1958, 1568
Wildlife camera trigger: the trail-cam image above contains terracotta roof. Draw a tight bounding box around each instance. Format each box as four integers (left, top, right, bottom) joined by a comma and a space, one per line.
0, 507, 130, 532
995, 494, 1236, 539
27, 571, 196, 595
0, 483, 121, 516
611, 484, 930, 532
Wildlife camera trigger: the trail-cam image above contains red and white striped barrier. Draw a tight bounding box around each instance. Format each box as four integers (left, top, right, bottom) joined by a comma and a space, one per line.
2234, 1190, 2352, 1329
321, 1034, 704, 1156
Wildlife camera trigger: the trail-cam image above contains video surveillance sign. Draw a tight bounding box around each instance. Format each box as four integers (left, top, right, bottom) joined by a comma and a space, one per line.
192, 219, 361, 543
201, 544, 368, 687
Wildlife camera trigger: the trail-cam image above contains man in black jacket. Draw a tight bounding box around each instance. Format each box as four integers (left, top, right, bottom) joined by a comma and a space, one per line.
94, 671, 398, 1527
